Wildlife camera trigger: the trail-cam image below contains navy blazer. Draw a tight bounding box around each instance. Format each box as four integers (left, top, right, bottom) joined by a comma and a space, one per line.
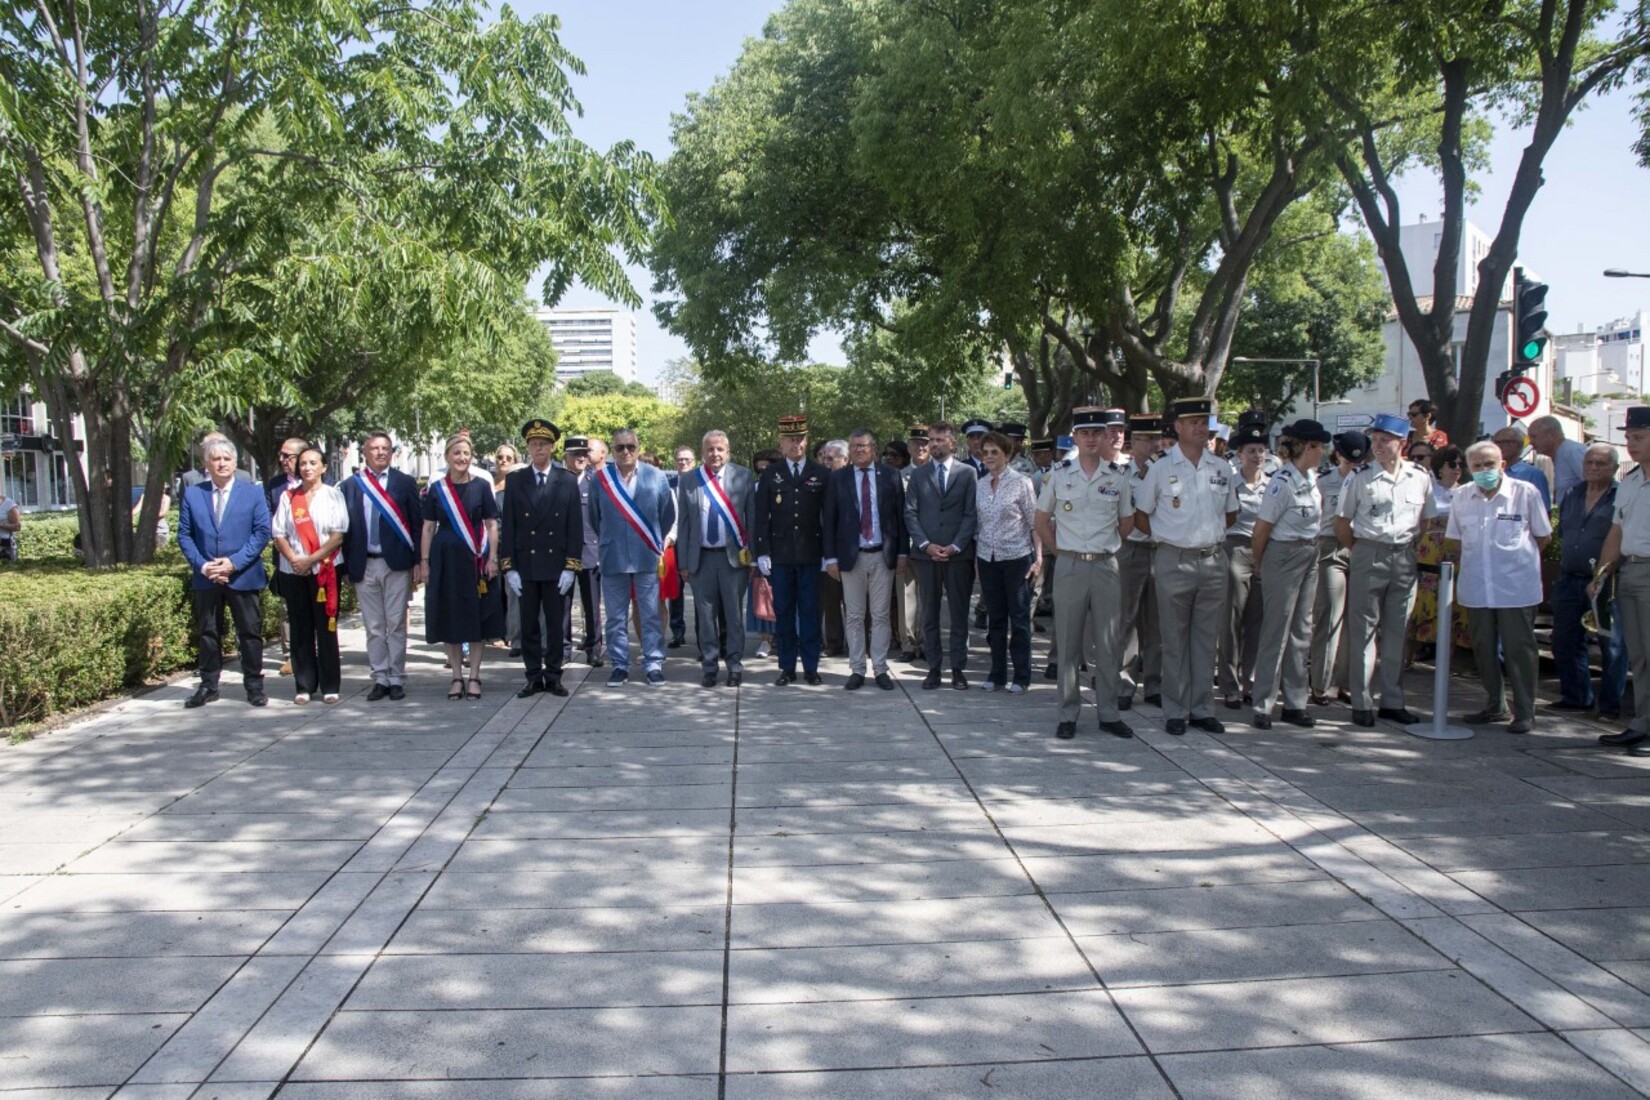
823, 462, 907, 571
177, 479, 272, 591
339, 468, 423, 580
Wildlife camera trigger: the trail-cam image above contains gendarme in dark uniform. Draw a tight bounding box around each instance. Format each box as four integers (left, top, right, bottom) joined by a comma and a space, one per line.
500, 418, 584, 697
754, 414, 831, 683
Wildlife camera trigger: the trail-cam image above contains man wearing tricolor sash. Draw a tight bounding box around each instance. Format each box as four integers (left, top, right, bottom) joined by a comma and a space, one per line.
677, 429, 756, 688
589, 428, 678, 687
341, 430, 423, 700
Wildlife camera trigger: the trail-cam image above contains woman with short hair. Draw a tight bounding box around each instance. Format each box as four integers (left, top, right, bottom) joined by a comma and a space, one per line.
418, 435, 504, 699
974, 430, 1041, 693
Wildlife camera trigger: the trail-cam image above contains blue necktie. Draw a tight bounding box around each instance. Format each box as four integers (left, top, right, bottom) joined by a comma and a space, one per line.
936, 462, 947, 493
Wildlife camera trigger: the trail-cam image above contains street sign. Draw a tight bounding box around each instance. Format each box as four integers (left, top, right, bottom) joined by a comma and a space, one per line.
1502, 376, 1541, 419
1335, 413, 1374, 430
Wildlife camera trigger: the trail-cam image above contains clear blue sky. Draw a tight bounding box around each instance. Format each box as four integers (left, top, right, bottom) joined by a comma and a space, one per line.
526, 0, 1650, 381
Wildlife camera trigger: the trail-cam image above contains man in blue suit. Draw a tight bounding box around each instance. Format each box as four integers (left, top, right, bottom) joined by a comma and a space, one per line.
823, 429, 908, 690
177, 435, 273, 708
340, 430, 423, 700
589, 428, 678, 687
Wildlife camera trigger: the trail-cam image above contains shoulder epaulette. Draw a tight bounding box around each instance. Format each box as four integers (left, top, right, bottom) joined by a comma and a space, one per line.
1628, 464, 1642, 479
1056, 458, 1072, 469
1354, 462, 1371, 473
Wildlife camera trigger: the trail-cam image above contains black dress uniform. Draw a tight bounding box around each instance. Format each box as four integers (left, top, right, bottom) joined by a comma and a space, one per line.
754, 417, 831, 680
501, 419, 585, 695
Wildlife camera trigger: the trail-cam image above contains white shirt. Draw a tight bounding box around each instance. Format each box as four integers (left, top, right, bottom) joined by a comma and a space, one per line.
1337, 460, 1437, 543
1135, 445, 1239, 549
272, 483, 350, 574
854, 465, 883, 548
1316, 466, 1347, 538
361, 467, 391, 553
1614, 465, 1650, 557
1228, 471, 1268, 538
1257, 465, 1320, 542
1446, 477, 1550, 608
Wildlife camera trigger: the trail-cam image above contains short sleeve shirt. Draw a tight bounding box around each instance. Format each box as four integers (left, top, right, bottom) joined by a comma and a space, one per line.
1228, 473, 1268, 538
1614, 466, 1650, 557
1337, 461, 1437, 543
1315, 466, 1346, 538
1036, 457, 1133, 554
1446, 477, 1551, 608
1257, 465, 1320, 542
1135, 446, 1240, 549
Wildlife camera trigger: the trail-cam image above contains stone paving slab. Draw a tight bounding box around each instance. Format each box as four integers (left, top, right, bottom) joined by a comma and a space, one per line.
6, 611, 1650, 1095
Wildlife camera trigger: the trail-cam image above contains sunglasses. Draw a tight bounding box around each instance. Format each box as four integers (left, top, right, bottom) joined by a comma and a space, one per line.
613, 443, 639, 452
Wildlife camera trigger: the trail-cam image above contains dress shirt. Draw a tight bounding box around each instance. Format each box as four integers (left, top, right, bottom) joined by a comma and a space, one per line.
1430, 478, 1455, 524
1228, 472, 1267, 538
362, 467, 391, 553
855, 465, 883, 548
699, 467, 728, 547
1315, 466, 1346, 537
1551, 438, 1586, 501
272, 483, 350, 574
1037, 457, 1132, 554
1615, 465, 1650, 557
976, 465, 1039, 561
1558, 481, 1617, 576
213, 483, 232, 525
1135, 445, 1239, 549
1126, 458, 1154, 543
1506, 459, 1551, 510
1446, 477, 1550, 608
1257, 465, 1320, 542
1337, 460, 1437, 543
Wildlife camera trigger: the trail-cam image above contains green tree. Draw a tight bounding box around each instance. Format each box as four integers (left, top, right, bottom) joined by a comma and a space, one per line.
0, 0, 658, 565
559, 392, 679, 452
563, 370, 655, 399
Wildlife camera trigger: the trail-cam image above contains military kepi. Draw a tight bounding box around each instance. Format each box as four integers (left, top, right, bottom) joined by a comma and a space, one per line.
1072, 406, 1126, 429
962, 417, 993, 436
778, 414, 808, 436
1623, 407, 1650, 430
562, 434, 589, 454
907, 424, 930, 441
522, 418, 560, 443
1369, 412, 1410, 438
1169, 396, 1214, 420
1127, 413, 1161, 437
1030, 438, 1055, 454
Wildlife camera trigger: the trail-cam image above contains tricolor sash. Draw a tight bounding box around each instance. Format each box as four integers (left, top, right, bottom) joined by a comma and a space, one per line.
356, 470, 414, 550
289, 488, 340, 631
698, 465, 748, 550
432, 477, 490, 594
597, 465, 662, 557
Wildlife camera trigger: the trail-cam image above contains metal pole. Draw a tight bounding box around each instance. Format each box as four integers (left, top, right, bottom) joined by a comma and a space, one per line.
1412, 560, 1475, 740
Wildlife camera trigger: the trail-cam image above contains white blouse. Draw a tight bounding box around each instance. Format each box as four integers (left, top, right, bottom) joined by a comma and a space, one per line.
272, 483, 350, 574
975, 466, 1039, 562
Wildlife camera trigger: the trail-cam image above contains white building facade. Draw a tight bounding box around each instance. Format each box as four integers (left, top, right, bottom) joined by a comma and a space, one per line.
0, 390, 78, 512
533, 307, 638, 383
1553, 312, 1648, 446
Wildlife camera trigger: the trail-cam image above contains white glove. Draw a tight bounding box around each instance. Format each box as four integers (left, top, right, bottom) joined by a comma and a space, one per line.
558, 569, 576, 595
756, 555, 773, 577
506, 570, 523, 597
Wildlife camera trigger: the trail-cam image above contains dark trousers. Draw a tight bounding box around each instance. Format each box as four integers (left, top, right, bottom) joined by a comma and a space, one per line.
283, 574, 341, 695
1552, 574, 1629, 714
519, 579, 567, 682
668, 596, 686, 641
771, 563, 822, 674
914, 556, 975, 672
978, 555, 1033, 687
193, 586, 264, 692
820, 572, 845, 655
562, 567, 602, 659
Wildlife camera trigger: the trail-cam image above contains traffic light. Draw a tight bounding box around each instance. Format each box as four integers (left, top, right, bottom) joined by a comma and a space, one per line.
1514, 267, 1549, 372
1003, 370, 1013, 390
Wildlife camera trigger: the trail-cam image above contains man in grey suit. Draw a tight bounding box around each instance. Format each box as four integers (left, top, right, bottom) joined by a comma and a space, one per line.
677, 429, 757, 688
905, 421, 979, 689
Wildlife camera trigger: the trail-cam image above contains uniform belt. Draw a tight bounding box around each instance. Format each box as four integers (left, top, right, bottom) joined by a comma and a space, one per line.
1360, 540, 1413, 549
1625, 556, 1650, 565
1163, 544, 1221, 557
1065, 550, 1114, 562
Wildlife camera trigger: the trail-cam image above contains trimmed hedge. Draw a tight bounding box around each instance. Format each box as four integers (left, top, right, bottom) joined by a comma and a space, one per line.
13, 511, 81, 561
0, 563, 197, 725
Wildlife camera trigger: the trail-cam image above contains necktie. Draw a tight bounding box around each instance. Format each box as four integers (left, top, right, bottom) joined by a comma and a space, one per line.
367, 473, 382, 549
791, 462, 800, 481
707, 474, 724, 546
936, 462, 947, 494
214, 486, 228, 525
860, 469, 874, 543
537, 470, 546, 488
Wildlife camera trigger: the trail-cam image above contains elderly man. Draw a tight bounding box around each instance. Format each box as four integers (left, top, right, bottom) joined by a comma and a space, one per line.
590, 428, 677, 686
1448, 439, 1552, 733
817, 438, 851, 656
679, 429, 756, 688
1593, 407, 1650, 753
1493, 425, 1551, 510
1551, 443, 1629, 719
1528, 416, 1587, 502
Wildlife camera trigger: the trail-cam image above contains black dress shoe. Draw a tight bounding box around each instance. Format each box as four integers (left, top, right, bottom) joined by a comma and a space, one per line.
1165, 718, 1186, 736
367, 683, 391, 702
1223, 696, 1243, 710
727, 671, 742, 688
1629, 742, 1650, 758
1117, 696, 1134, 712
1351, 709, 1376, 727
1251, 713, 1273, 730
845, 673, 865, 691
1308, 693, 1330, 706
1549, 700, 1588, 711
922, 669, 942, 690
1143, 694, 1162, 707
1600, 729, 1647, 747
1378, 707, 1422, 725
669, 636, 685, 648
1190, 716, 1224, 734
184, 686, 219, 709
246, 688, 269, 708
774, 671, 796, 686
388, 684, 406, 701
545, 678, 569, 697
516, 680, 542, 699
1280, 709, 1315, 728
951, 671, 969, 690
701, 672, 719, 688
1043, 663, 1058, 681
803, 671, 824, 686
1099, 719, 1135, 739
508, 647, 522, 658
875, 672, 895, 690
1056, 721, 1077, 740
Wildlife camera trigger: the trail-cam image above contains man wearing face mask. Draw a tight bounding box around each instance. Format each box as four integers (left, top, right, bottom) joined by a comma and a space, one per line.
1446, 440, 1551, 733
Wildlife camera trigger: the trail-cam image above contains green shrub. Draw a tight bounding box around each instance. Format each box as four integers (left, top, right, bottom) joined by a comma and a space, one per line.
13, 511, 80, 561
0, 563, 196, 724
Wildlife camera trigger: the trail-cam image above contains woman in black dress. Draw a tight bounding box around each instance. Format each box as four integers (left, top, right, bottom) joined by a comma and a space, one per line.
416, 435, 504, 698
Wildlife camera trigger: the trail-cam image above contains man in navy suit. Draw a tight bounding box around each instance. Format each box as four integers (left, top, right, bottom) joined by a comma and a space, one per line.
340, 430, 423, 700
754, 415, 830, 685
501, 418, 585, 697
904, 421, 979, 689
177, 435, 273, 708
823, 429, 908, 690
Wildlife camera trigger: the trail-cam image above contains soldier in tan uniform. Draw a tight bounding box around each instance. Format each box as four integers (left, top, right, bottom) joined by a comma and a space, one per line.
1118, 413, 1163, 708
1035, 407, 1135, 740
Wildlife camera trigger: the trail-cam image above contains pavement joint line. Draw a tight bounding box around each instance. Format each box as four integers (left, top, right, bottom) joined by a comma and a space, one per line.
713, 673, 743, 1100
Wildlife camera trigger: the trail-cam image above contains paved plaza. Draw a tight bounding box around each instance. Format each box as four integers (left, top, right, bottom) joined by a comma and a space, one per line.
6, 616, 1650, 1097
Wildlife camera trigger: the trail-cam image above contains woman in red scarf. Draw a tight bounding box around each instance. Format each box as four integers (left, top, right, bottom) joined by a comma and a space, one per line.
273, 447, 350, 704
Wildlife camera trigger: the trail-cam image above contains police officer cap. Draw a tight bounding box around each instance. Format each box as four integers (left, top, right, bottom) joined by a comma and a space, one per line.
562, 434, 589, 454
908, 424, 930, 441
1232, 422, 1269, 449
998, 421, 1028, 439
1030, 438, 1056, 453
1370, 412, 1410, 438
1236, 408, 1269, 429
522, 418, 560, 443
1333, 430, 1370, 463
1280, 418, 1332, 444
961, 417, 992, 436
1127, 413, 1161, 438
1169, 396, 1214, 420
1072, 406, 1126, 430
1623, 407, 1650, 430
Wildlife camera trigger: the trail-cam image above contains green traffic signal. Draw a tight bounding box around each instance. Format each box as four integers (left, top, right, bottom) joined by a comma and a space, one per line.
1514, 268, 1549, 370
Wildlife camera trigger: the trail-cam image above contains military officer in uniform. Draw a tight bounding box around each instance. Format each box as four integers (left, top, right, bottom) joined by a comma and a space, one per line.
960, 418, 991, 473
560, 435, 604, 668
1035, 407, 1134, 740
1003, 422, 1038, 479
908, 424, 932, 468
1335, 412, 1436, 726
754, 415, 830, 685
1592, 407, 1650, 754
1134, 396, 1239, 735
1310, 431, 1366, 705
1118, 413, 1163, 708
501, 418, 584, 697
1250, 419, 1333, 728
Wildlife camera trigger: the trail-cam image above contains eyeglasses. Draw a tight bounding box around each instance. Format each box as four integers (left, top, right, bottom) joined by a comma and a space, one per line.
613, 443, 639, 452
279, 452, 301, 460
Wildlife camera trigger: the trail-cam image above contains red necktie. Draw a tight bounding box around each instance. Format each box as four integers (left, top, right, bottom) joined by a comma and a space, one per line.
860, 469, 873, 542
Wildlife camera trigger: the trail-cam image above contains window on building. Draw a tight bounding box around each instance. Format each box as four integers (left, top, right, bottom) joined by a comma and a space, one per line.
1, 391, 34, 436
1, 452, 39, 507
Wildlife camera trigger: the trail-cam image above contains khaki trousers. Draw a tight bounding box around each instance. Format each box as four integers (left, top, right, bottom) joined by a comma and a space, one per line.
358, 556, 413, 687
1117, 539, 1160, 699
1153, 544, 1228, 720
1251, 540, 1318, 713
1347, 541, 1417, 710
1054, 553, 1122, 722
1310, 537, 1350, 696
1618, 561, 1650, 734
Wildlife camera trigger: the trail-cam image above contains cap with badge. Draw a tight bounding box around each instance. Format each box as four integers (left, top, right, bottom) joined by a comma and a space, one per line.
1369, 412, 1410, 438
907, 424, 930, 442
522, 418, 561, 443
1231, 422, 1269, 449
961, 417, 993, 437
1280, 418, 1332, 444
562, 434, 590, 454
1623, 407, 1650, 430
1127, 413, 1162, 439
1170, 396, 1215, 420
1072, 406, 1127, 430
1030, 438, 1056, 454
998, 421, 1028, 440
778, 414, 809, 436
1333, 430, 1370, 464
